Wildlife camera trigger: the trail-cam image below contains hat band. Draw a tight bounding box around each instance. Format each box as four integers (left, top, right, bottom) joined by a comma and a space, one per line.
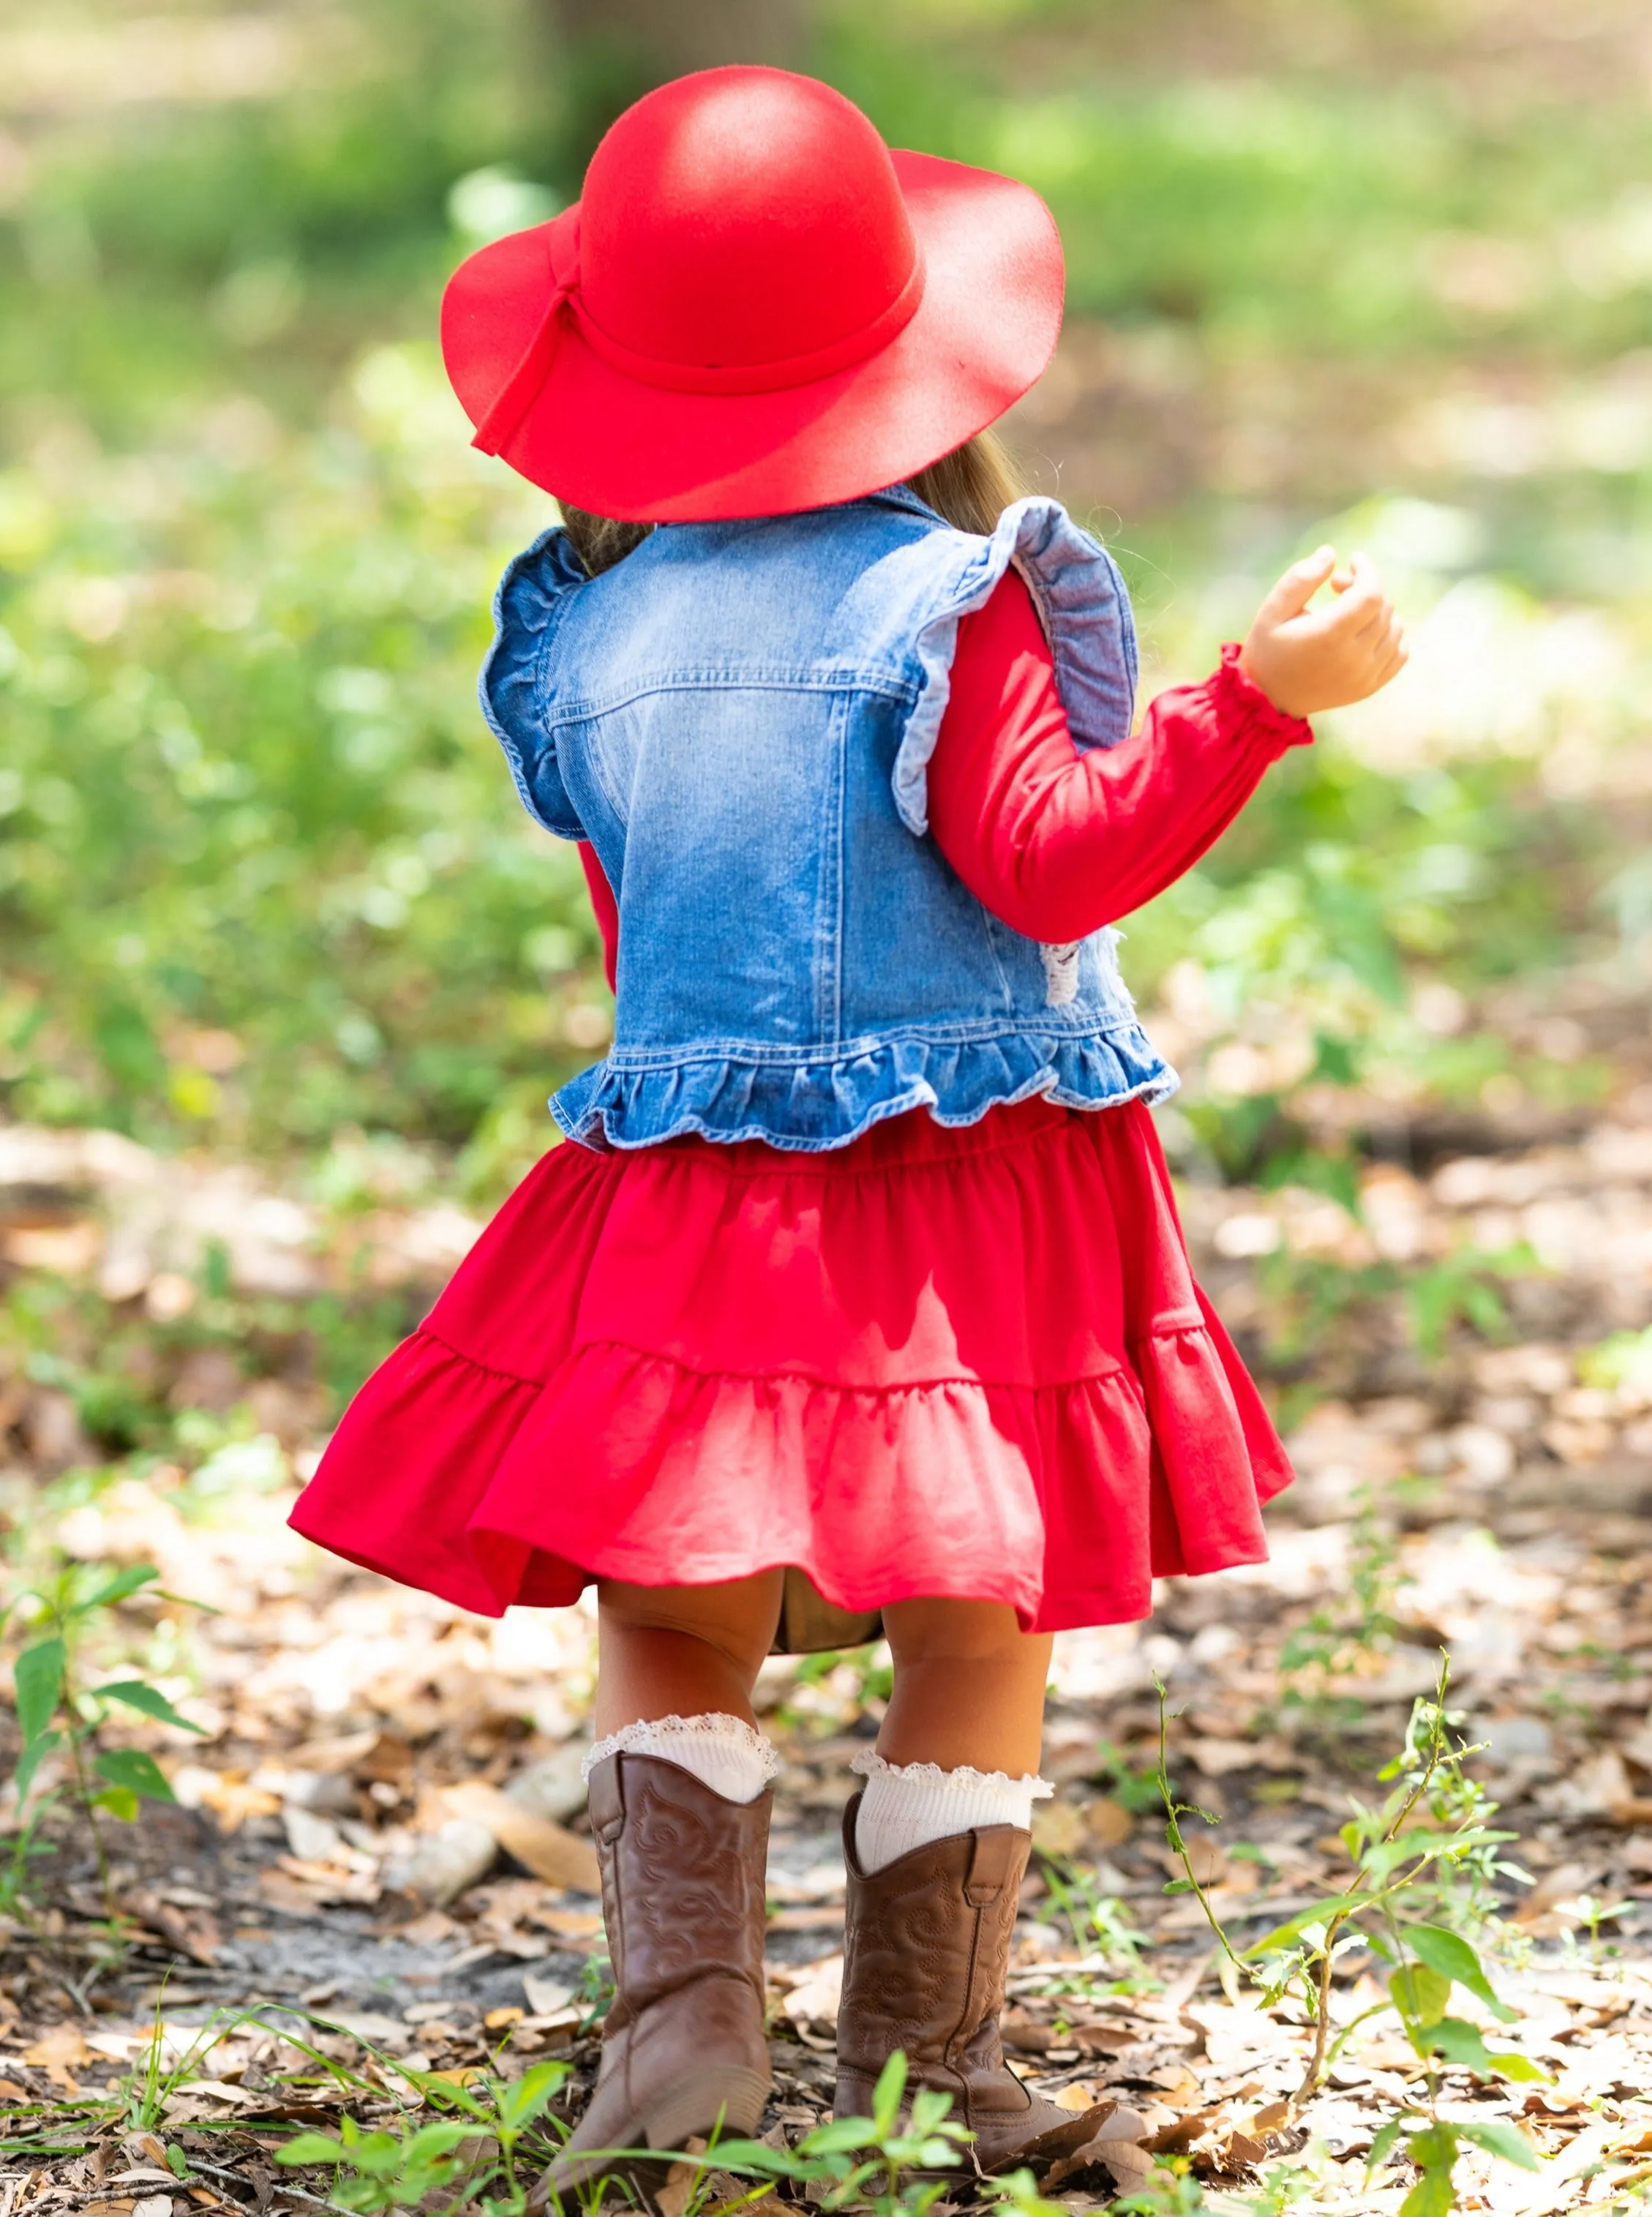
576, 250, 926, 397
473, 239, 925, 456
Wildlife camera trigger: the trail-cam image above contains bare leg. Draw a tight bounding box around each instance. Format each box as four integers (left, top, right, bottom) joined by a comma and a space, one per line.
834, 1599, 1095, 2167
594, 1569, 785, 1736
548, 1572, 784, 2192
877, 1596, 1053, 1772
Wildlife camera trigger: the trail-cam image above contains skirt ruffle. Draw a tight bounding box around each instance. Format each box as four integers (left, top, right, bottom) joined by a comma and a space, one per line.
290, 1096, 1291, 1632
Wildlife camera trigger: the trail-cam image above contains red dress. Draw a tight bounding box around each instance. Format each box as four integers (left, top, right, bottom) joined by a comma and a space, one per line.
290, 579, 1306, 1631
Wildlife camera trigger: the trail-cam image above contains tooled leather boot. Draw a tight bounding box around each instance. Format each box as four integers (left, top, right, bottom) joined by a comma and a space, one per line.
536, 1754, 773, 2199
834, 1792, 1105, 2172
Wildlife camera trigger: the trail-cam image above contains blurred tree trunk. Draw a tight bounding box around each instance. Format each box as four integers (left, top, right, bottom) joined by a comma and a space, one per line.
547, 0, 811, 177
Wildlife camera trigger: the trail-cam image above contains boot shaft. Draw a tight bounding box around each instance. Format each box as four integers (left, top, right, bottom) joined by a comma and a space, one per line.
835, 1791, 1108, 2172
836, 1791, 1024, 2079
588, 1752, 772, 2019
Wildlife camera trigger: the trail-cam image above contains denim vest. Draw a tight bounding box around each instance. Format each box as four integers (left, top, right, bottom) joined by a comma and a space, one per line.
481, 487, 1176, 1151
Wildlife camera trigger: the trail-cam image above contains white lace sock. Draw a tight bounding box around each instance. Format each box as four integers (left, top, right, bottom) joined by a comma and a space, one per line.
849, 1752, 1054, 1872
582, 1712, 778, 1805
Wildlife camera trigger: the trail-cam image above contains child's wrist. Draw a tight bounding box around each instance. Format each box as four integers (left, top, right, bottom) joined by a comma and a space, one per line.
1221, 643, 1314, 742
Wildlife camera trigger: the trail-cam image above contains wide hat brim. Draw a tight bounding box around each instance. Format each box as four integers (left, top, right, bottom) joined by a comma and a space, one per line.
441, 151, 1063, 523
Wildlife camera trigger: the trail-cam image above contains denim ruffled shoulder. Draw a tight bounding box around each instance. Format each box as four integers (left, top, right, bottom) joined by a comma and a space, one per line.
478, 526, 590, 840
891, 498, 1138, 838
550, 1019, 1177, 1153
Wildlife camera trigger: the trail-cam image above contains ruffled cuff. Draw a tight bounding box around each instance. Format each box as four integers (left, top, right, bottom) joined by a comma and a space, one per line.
849, 1752, 1054, 1797
1215, 642, 1315, 751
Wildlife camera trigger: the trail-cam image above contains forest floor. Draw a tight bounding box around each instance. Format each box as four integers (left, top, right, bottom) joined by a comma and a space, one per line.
5, 970, 1652, 2215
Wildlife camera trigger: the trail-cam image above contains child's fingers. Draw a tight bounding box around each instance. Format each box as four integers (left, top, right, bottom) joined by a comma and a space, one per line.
1305, 557, 1390, 638
1342, 593, 1393, 639
1258, 544, 1337, 624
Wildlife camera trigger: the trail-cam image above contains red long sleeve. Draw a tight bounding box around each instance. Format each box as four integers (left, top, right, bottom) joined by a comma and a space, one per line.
926, 570, 1312, 944
573, 570, 1311, 980
578, 839, 620, 991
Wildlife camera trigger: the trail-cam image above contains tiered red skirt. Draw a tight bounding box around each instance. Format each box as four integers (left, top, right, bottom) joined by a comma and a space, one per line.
290, 1096, 1291, 1632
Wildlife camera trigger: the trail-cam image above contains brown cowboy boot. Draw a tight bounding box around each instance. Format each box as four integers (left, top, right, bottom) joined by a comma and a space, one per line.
536, 1754, 772, 2199
834, 1792, 1105, 2172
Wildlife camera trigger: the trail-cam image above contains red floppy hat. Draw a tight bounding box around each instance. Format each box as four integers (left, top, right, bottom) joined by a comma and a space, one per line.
440, 67, 1064, 523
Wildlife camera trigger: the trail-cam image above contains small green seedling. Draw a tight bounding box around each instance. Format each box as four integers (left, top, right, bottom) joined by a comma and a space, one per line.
1154, 1656, 1549, 2216
677, 2053, 970, 2217
279, 2059, 572, 2215
5, 1561, 205, 1915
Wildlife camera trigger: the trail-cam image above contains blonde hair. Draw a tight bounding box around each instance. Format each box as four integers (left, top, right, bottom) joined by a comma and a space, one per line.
905, 427, 1029, 536
559, 427, 1029, 577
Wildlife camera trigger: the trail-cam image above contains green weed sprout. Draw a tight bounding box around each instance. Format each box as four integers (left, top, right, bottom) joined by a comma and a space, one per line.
5, 1561, 205, 1917
1036, 1858, 1150, 1983
1154, 1657, 1550, 2214
667, 2053, 969, 2217
278, 2058, 572, 2215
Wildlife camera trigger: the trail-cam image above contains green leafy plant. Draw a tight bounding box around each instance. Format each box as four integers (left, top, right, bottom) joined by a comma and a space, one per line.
1253, 1238, 1540, 1374
1112, 2169, 1210, 2215
278, 2058, 572, 2216
1405, 1242, 1542, 1362
980, 2162, 1209, 2217
4, 1561, 204, 1916
1240, 2161, 1324, 2214
776, 1641, 896, 1736
682, 2053, 969, 2217
1036, 1858, 1150, 1981
1089, 1740, 1169, 1815
279, 2111, 497, 2215
1155, 1659, 1547, 2214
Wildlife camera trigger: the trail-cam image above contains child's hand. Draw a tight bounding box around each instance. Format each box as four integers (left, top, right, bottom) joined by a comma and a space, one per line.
1239, 545, 1406, 719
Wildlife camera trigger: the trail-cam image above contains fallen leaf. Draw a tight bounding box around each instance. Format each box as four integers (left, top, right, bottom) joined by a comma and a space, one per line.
443, 1781, 601, 1892
1222, 2130, 1270, 2171
1042, 2101, 1144, 2190
1514, 1861, 1606, 1924
396, 1908, 460, 1946
779, 1953, 844, 2027
1186, 1735, 1292, 1777
1086, 1796, 1134, 1848
528, 1905, 604, 1940
190, 1774, 282, 1830
23, 2022, 90, 2089
168, 2080, 266, 2107
1096, 2139, 1155, 2193
1029, 1801, 1086, 1857
656, 2137, 712, 2217
1145, 2108, 1221, 2156
124, 1893, 222, 1967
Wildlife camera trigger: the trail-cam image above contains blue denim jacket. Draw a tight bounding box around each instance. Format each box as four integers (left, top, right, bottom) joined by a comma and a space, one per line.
481, 486, 1176, 1150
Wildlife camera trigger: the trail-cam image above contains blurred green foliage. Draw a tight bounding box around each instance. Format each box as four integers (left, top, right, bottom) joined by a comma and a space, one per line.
1, 0, 1649, 1201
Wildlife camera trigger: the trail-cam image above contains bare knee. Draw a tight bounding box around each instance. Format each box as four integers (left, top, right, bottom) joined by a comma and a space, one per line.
598, 1573, 782, 1679
884, 1597, 1048, 1672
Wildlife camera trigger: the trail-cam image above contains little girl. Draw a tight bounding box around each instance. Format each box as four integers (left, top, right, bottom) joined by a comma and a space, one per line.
292, 64, 1403, 2190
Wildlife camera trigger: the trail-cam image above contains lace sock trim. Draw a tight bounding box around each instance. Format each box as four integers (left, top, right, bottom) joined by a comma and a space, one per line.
583, 1711, 779, 1783
849, 1751, 1054, 1798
